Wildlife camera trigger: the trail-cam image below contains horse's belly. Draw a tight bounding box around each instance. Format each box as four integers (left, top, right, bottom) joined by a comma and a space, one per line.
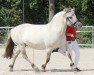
22, 35, 45, 50
25, 41, 46, 50
22, 29, 46, 49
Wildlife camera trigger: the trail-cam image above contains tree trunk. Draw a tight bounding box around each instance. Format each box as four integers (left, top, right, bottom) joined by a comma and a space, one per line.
49, 0, 55, 22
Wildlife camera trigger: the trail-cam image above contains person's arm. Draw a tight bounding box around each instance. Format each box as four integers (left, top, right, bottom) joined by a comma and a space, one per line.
66, 32, 74, 37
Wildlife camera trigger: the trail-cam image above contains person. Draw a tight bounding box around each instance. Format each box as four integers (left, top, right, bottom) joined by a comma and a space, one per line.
52, 25, 81, 71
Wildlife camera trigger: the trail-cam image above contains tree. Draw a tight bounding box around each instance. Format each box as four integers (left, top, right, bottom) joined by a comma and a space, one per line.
24, 0, 48, 24
0, 0, 22, 26
0, 0, 94, 26
55, 0, 94, 26
49, 0, 55, 22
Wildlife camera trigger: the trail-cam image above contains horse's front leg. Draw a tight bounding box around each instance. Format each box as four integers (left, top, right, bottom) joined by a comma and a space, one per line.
42, 49, 52, 72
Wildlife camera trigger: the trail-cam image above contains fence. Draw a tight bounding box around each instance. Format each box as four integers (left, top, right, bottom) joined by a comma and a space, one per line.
0, 27, 13, 46
0, 26, 94, 47
77, 26, 94, 48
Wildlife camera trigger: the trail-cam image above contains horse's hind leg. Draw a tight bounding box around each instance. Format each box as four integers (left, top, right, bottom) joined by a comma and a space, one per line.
42, 49, 52, 72
21, 49, 39, 71
9, 48, 21, 72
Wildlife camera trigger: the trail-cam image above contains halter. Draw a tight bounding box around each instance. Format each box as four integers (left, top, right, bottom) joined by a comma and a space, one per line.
66, 17, 78, 27
66, 17, 82, 30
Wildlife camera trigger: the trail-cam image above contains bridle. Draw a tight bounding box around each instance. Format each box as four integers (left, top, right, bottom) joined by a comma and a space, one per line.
66, 17, 82, 29
66, 17, 78, 27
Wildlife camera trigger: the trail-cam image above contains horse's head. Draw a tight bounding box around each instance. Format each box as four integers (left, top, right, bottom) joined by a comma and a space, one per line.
63, 7, 82, 29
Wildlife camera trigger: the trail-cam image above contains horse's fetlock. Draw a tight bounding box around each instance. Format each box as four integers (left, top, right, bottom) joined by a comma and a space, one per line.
9, 64, 13, 68
32, 64, 35, 68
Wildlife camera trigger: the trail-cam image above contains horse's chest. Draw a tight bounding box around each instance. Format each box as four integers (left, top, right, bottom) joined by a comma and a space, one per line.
44, 34, 63, 46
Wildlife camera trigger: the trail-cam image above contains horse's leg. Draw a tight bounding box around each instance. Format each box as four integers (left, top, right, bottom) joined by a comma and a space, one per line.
42, 49, 52, 72
21, 49, 39, 71
9, 48, 21, 72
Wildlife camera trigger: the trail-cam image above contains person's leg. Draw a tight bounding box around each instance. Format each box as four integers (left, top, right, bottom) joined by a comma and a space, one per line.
72, 40, 81, 71
67, 52, 74, 66
66, 41, 74, 67
57, 44, 67, 56
52, 35, 67, 54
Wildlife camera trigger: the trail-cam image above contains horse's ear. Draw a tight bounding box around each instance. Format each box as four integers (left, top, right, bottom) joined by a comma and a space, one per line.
63, 7, 71, 13
73, 7, 75, 11
63, 8, 69, 12
63, 8, 67, 11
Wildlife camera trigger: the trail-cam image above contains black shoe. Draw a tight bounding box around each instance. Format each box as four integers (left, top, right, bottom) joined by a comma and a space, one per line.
73, 68, 81, 71
52, 48, 59, 53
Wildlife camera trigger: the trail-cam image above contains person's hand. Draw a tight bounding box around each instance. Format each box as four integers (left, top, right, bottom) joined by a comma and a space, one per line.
71, 34, 74, 37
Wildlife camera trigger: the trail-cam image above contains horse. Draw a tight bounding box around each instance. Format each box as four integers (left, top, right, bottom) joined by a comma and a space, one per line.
3, 7, 82, 72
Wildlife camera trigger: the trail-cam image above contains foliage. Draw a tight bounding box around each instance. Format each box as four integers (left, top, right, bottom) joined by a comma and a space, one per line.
55, 0, 94, 26
0, 0, 94, 47
0, 0, 94, 26
0, 0, 22, 26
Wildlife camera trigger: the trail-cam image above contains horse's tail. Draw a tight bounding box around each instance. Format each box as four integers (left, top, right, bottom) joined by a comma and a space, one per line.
3, 35, 14, 59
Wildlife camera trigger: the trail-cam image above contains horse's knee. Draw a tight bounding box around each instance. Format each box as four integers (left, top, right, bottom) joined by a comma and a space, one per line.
21, 50, 27, 59
22, 53, 27, 59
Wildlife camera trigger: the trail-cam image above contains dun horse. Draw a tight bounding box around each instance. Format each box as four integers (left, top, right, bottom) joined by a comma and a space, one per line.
3, 7, 82, 72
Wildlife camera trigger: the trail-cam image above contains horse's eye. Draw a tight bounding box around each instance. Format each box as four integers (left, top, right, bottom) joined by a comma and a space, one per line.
69, 17, 72, 19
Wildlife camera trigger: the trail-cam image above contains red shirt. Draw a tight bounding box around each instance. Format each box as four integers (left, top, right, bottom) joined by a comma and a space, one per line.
66, 25, 77, 41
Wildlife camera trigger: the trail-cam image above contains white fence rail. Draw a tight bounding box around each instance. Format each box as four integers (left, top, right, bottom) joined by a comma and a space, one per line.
77, 26, 94, 47
0, 26, 94, 47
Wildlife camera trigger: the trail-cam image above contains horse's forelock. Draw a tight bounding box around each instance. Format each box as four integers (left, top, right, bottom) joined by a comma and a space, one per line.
63, 7, 75, 15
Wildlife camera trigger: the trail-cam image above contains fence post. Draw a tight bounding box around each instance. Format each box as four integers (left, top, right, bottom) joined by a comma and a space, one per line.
92, 27, 94, 48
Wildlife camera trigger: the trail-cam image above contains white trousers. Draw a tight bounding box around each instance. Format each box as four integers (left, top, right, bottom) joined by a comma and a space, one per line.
58, 40, 80, 68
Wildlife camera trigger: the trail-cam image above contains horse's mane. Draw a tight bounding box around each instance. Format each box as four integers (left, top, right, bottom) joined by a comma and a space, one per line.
50, 7, 72, 24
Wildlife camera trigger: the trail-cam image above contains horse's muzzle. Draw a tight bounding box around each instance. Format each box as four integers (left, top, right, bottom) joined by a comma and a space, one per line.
75, 21, 82, 29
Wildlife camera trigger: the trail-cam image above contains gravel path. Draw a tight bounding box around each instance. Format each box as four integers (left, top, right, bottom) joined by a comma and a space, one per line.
0, 47, 94, 75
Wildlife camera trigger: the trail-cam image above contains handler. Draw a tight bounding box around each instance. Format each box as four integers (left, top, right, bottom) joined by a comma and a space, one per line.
66, 25, 81, 71
53, 25, 81, 71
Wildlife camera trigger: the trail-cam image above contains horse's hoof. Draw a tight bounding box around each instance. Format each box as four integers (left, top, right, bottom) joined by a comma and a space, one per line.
9, 65, 13, 72
9, 68, 13, 72
41, 65, 46, 72
43, 69, 46, 72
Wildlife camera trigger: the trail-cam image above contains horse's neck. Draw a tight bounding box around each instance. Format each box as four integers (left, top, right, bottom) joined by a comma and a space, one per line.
48, 12, 67, 35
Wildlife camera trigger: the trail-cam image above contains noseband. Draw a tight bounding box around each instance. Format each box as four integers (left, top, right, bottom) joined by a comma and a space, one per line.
66, 17, 78, 27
